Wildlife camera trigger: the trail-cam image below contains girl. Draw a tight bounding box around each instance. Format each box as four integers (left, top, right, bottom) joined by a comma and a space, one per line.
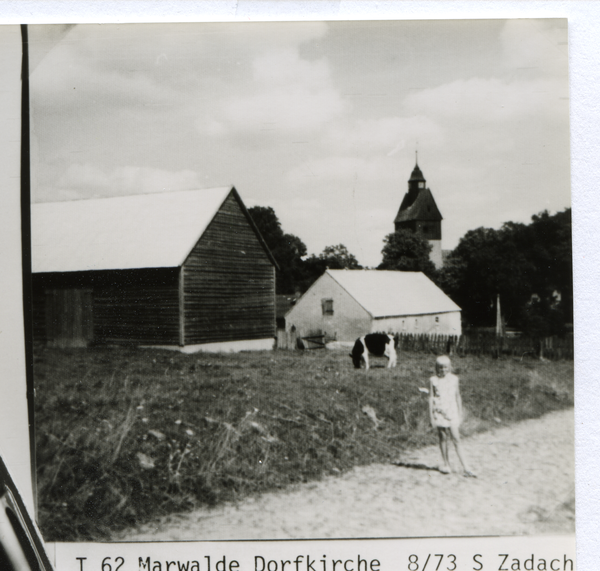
429, 355, 476, 477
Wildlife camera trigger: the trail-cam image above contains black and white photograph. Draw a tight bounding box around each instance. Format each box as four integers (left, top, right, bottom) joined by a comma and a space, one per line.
1, 8, 583, 558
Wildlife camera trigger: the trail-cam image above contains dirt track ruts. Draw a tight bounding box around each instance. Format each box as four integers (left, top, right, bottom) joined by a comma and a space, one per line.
117, 409, 574, 541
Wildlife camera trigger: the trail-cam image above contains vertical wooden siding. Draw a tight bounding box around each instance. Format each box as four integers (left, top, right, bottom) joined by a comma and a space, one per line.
94, 282, 180, 345
182, 193, 276, 344
43, 289, 93, 348
32, 269, 180, 346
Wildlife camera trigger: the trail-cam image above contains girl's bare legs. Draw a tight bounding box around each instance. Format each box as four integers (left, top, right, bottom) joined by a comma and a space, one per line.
437, 428, 451, 473
449, 424, 476, 477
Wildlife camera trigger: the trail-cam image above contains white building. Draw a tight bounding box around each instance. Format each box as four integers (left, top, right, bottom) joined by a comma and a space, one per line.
285, 269, 461, 342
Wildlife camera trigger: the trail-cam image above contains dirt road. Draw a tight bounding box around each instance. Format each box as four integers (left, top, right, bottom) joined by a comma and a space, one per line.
117, 409, 574, 540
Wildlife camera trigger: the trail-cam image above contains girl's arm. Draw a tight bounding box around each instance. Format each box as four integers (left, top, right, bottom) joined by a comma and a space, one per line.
428, 377, 434, 425
456, 376, 463, 421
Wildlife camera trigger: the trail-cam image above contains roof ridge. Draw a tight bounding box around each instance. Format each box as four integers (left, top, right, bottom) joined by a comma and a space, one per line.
33, 186, 234, 206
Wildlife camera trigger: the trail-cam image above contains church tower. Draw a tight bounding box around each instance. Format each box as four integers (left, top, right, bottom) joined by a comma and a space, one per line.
394, 158, 443, 268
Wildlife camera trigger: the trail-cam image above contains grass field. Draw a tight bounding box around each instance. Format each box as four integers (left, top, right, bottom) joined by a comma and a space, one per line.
33, 345, 574, 541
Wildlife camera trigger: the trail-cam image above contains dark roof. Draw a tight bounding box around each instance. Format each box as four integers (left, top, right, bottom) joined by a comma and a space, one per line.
395, 187, 443, 223
409, 163, 425, 182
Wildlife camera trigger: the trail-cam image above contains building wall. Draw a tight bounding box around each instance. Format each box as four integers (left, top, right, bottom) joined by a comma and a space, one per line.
374, 311, 461, 336
285, 272, 372, 341
31, 269, 181, 346
182, 192, 276, 345
94, 281, 180, 345
415, 220, 441, 241
42, 288, 93, 348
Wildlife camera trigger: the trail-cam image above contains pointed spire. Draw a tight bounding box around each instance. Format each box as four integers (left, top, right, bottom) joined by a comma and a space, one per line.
409, 159, 425, 183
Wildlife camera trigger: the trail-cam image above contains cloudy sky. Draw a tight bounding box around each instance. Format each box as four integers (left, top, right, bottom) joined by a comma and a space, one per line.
28, 19, 570, 267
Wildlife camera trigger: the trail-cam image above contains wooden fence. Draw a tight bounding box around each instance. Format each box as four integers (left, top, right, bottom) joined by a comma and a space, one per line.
396, 332, 573, 360
277, 329, 573, 360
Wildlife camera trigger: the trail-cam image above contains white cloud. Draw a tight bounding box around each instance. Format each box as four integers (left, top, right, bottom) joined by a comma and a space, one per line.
32, 41, 184, 112
404, 76, 567, 125
324, 116, 444, 156
208, 48, 347, 137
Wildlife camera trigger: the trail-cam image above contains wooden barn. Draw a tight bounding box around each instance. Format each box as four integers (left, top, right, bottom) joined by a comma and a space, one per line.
31, 187, 278, 352
284, 269, 461, 342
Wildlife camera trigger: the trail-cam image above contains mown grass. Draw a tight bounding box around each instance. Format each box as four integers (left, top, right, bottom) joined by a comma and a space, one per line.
33, 345, 574, 541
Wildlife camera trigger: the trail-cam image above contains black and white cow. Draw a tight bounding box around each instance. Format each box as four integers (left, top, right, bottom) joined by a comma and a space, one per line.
350, 333, 397, 370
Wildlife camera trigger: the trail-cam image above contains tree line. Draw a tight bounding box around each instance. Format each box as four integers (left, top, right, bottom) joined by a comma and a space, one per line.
248, 206, 572, 336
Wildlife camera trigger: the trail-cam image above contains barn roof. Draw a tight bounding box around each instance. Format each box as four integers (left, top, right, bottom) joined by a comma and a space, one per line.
327, 269, 460, 317
32, 187, 273, 273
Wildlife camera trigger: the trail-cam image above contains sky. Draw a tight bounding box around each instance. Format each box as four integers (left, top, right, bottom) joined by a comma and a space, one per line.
28, 19, 570, 268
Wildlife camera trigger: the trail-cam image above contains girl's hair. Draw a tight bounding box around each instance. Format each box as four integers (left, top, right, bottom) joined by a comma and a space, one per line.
436, 355, 451, 367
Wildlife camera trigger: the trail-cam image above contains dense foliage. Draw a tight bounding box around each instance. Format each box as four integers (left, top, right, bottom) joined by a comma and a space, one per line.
439, 209, 572, 334
378, 229, 437, 278
249, 207, 362, 293
300, 244, 363, 290
248, 206, 307, 294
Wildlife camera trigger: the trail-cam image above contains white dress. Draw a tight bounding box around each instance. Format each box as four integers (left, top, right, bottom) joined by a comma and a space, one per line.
429, 373, 460, 428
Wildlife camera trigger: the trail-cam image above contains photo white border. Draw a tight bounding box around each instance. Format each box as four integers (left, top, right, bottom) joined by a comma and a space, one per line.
0, 1, 596, 568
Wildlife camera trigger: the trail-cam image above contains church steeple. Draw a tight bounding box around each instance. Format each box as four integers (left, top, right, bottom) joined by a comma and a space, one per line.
394, 157, 444, 268
409, 153, 426, 189
409, 163, 425, 183
401, 158, 427, 212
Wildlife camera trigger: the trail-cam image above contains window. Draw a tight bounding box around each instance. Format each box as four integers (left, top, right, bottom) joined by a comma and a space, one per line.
419, 181, 425, 188
321, 298, 334, 316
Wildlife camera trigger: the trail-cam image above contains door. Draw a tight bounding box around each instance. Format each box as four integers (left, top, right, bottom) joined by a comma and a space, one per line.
45, 289, 93, 348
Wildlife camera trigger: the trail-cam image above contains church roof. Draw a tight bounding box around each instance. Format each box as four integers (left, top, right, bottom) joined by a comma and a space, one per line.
409, 163, 425, 182
395, 186, 442, 223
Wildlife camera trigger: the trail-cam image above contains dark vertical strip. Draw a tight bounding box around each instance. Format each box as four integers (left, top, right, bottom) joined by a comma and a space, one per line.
179, 267, 185, 346
20, 24, 37, 518
272, 265, 276, 338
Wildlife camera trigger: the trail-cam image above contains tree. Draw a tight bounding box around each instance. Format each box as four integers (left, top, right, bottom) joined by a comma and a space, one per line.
248, 206, 307, 294
438, 226, 535, 328
528, 209, 573, 326
301, 244, 362, 291
378, 229, 437, 278
438, 209, 572, 334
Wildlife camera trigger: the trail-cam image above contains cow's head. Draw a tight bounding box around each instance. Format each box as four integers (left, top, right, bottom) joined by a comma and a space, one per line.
349, 353, 362, 369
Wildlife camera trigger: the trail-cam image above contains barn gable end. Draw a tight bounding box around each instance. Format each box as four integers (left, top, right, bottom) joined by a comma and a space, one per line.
181, 190, 276, 345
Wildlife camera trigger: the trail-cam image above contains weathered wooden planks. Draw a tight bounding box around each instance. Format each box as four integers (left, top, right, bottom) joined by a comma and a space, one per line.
182, 192, 275, 345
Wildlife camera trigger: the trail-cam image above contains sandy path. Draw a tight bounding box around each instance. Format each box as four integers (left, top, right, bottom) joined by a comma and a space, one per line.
117, 409, 574, 541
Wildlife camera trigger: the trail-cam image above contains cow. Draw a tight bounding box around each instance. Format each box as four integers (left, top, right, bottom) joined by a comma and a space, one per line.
350, 333, 398, 370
